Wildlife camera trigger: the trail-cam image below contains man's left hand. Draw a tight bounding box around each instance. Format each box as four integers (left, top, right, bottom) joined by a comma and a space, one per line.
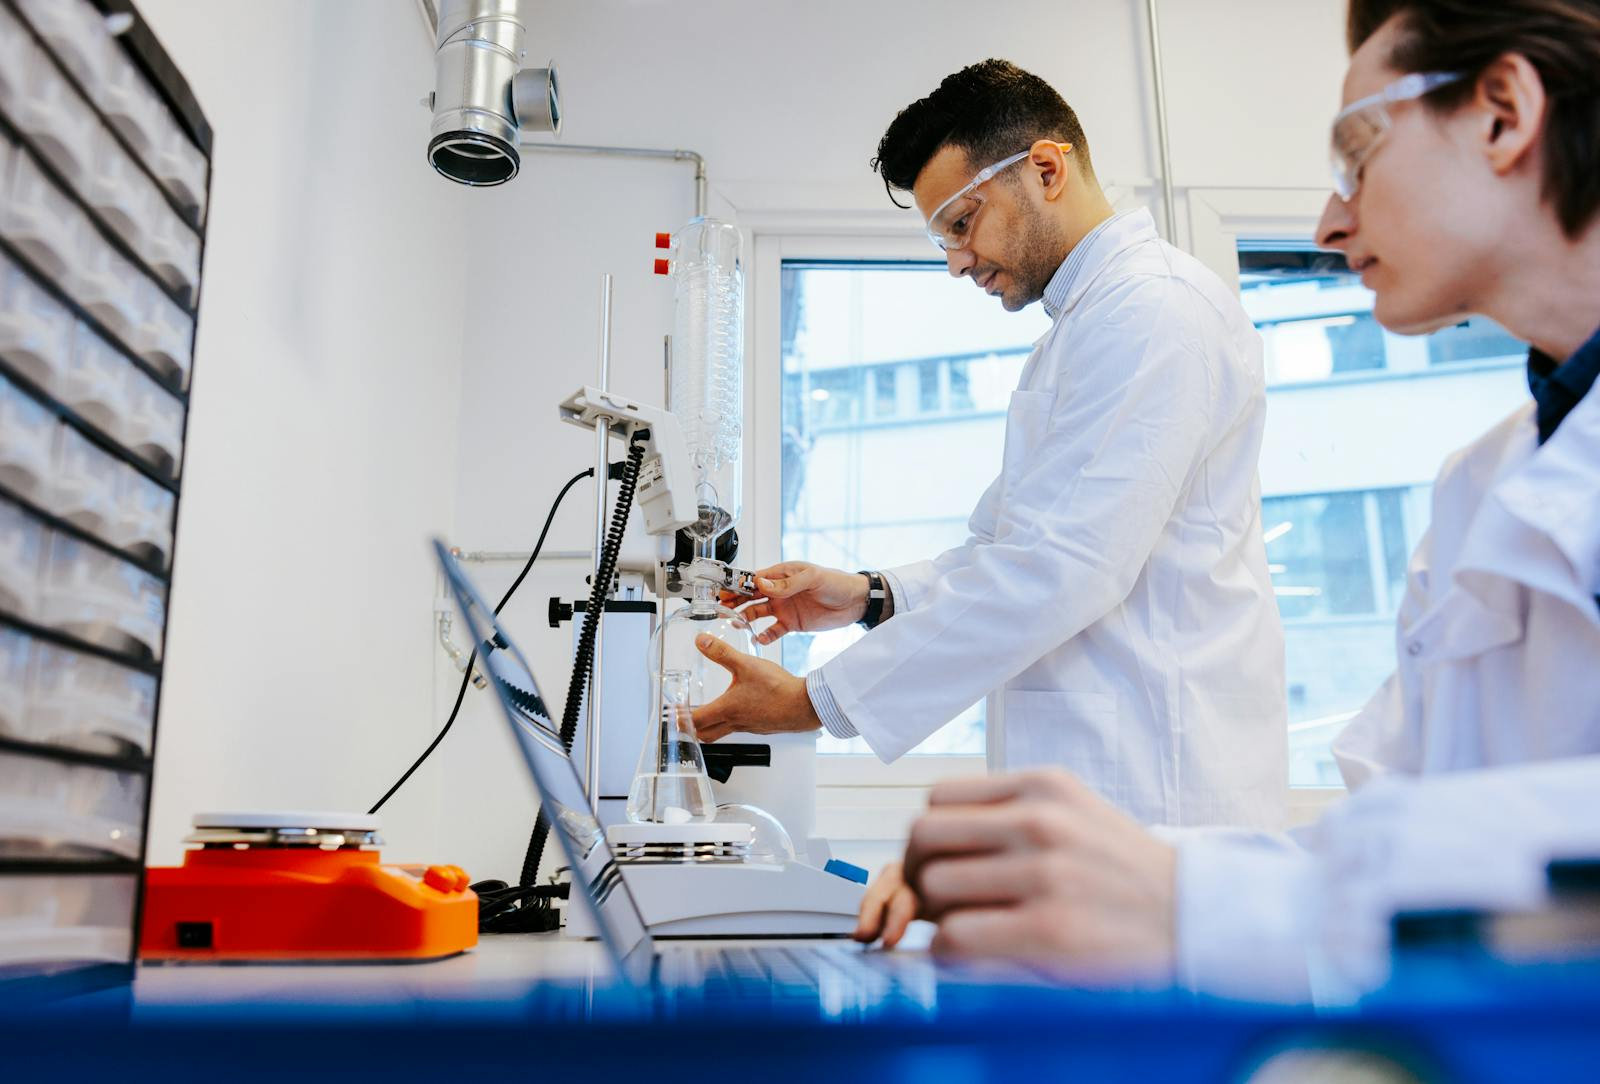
903, 769, 1178, 977
691, 634, 822, 742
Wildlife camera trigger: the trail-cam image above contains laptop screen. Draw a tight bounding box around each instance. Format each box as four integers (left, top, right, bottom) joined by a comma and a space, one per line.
434, 541, 654, 980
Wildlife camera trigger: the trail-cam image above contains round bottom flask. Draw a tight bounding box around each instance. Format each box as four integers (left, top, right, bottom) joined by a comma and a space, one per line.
649, 593, 756, 708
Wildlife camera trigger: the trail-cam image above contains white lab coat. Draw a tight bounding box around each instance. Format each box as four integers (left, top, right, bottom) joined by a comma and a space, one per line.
1334, 386, 1600, 783
1176, 381, 1600, 1000
820, 210, 1288, 830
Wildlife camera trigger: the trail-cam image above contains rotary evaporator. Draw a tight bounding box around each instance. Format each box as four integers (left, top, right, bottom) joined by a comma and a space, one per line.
549, 218, 866, 938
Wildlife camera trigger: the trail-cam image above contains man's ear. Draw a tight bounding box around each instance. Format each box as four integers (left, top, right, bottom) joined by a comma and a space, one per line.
1476, 52, 1546, 178
1029, 139, 1072, 201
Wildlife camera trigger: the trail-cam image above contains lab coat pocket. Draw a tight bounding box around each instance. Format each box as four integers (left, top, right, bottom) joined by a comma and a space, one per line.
1000, 390, 1054, 491
1001, 688, 1117, 777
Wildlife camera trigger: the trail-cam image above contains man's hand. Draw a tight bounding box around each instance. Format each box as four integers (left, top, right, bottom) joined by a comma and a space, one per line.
721, 561, 874, 646
903, 770, 1177, 975
691, 634, 822, 742
853, 861, 920, 948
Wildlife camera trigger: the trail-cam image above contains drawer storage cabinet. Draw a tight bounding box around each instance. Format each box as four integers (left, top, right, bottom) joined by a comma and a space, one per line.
0, 0, 209, 999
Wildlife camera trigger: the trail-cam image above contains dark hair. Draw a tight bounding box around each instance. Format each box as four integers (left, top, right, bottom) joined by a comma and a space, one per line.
1347, 0, 1600, 236
871, 59, 1091, 208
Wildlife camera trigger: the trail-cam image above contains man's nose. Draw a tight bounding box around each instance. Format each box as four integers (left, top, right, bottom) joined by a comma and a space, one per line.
945, 246, 976, 278
1315, 192, 1355, 250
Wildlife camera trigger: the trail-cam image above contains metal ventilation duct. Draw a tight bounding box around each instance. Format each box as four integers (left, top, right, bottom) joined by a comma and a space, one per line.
427, 0, 560, 187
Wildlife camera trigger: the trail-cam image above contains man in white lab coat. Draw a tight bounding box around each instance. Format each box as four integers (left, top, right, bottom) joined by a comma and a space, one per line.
859, 0, 1600, 997
693, 60, 1288, 832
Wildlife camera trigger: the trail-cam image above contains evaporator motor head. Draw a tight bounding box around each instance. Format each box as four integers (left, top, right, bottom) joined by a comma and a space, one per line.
426, 0, 561, 187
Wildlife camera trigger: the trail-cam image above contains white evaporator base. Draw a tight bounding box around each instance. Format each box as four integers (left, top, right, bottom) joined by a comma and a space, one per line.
564, 823, 866, 938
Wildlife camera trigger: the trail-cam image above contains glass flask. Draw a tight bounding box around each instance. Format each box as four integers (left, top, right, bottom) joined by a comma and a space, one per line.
648, 589, 756, 709
713, 803, 795, 865
626, 669, 716, 824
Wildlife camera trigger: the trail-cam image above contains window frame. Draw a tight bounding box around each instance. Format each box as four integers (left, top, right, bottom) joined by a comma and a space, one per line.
748, 229, 989, 787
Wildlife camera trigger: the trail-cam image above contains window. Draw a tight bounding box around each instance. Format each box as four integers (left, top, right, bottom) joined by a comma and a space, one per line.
778, 261, 1050, 755
764, 228, 1526, 790
1238, 244, 1524, 386
1248, 243, 1526, 785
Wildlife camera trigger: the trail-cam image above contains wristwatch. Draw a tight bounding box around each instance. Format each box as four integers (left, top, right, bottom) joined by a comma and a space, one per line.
857, 570, 888, 630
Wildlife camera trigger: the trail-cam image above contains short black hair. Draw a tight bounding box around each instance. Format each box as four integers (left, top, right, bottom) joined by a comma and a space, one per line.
1347, 0, 1600, 237
872, 59, 1092, 208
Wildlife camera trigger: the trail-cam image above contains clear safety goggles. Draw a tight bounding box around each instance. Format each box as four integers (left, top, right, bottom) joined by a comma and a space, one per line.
926, 142, 1073, 251
1330, 70, 1464, 201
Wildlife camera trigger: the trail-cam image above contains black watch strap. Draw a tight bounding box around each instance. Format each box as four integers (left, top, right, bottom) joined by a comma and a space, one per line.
857, 570, 888, 630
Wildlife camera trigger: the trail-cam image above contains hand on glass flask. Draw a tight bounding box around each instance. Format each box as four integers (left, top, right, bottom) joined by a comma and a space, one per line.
690, 632, 822, 742
719, 561, 880, 645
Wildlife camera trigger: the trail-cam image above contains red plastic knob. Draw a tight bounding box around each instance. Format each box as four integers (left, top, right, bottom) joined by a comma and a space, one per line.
653, 258, 670, 275
654, 232, 672, 249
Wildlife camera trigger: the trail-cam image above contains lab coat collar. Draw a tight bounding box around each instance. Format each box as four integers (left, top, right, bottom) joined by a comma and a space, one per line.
1041, 208, 1157, 321
1492, 377, 1600, 607
1426, 387, 1600, 654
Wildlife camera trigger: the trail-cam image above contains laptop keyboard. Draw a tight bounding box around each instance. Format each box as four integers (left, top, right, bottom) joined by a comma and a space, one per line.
660, 943, 901, 993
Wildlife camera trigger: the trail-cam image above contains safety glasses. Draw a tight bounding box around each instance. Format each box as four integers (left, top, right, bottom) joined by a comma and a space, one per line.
1330, 70, 1464, 201
926, 142, 1072, 251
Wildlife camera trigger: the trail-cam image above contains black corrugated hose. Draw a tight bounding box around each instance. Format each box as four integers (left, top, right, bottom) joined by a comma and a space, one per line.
517, 433, 648, 891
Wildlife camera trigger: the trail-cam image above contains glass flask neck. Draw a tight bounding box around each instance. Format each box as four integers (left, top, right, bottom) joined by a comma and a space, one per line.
689, 579, 718, 617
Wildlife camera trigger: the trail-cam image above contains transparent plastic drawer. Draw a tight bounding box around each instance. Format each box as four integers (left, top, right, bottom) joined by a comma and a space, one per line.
71, 227, 142, 341
0, 499, 46, 621
111, 469, 174, 570
144, 207, 201, 297
0, 627, 29, 734
0, 250, 76, 392
0, 874, 135, 966
5, 41, 100, 181
0, 151, 90, 286
47, 426, 119, 536
38, 534, 165, 661
12, 0, 114, 103
24, 642, 156, 758
57, 322, 130, 435
0, 4, 31, 115
0, 373, 56, 500
84, 126, 162, 259
118, 368, 184, 479
149, 122, 207, 222
0, 752, 145, 860
129, 277, 193, 385
95, 42, 164, 158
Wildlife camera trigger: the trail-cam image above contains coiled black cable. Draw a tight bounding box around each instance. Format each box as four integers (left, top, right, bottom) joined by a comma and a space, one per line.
518, 433, 648, 889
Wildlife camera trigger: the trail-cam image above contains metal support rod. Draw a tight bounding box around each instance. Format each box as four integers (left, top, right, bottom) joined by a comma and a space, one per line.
518, 141, 708, 217
452, 548, 590, 563
584, 274, 615, 814
1144, 0, 1179, 243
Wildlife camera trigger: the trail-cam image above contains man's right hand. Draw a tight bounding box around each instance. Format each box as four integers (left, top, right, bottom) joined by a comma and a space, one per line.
853, 861, 920, 948
725, 561, 872, 645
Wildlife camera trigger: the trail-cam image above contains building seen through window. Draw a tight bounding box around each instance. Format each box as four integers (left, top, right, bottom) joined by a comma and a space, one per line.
778, 247, 1528, 777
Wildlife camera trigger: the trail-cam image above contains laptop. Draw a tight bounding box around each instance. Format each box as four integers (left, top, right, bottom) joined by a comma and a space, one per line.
434, 540, 945, 1002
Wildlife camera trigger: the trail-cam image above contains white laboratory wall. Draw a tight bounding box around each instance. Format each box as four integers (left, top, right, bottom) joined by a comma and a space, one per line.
432, 0, 1356, 882
136, 0, 475, 865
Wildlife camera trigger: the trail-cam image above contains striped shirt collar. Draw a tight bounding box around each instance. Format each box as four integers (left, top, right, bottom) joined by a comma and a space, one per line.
1041, 208, 1156, 320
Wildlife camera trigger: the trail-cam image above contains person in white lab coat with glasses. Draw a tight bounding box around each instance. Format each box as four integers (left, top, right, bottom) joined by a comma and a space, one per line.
859, 0, 1600, 998
692, 60, 1288, 832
